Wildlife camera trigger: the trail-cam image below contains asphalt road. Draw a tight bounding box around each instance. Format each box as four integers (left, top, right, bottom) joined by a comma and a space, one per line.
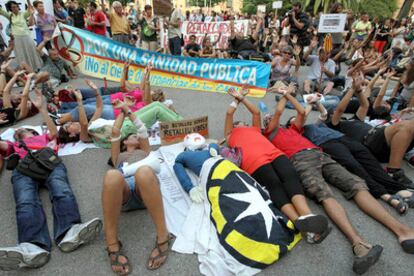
0, 72, 414, 276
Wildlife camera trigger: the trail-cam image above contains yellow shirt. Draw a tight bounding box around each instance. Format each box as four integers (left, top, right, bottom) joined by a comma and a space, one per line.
109, 12, 130, 35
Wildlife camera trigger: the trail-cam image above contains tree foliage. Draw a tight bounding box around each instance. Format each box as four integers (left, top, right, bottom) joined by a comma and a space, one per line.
242, 0, 398, 19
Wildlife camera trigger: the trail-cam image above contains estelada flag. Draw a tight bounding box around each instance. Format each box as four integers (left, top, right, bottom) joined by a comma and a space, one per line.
323, 34, 333, 53
205, 159, 301, 269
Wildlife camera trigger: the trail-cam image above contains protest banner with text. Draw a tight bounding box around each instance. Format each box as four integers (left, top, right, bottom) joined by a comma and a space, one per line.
53, 24, 269, 97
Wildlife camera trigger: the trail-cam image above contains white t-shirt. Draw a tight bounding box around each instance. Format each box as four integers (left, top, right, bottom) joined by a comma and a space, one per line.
168, 9, 182, 38
307, 55, 336, 80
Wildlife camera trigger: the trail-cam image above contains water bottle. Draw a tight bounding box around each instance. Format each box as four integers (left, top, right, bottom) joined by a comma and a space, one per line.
259, 102, 269, 113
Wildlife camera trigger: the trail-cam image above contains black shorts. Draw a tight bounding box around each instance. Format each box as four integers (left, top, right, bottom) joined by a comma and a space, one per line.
364, 127, 389, 163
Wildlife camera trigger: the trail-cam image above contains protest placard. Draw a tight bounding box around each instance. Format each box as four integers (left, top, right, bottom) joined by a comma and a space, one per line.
257, 5, 266, 13
318, 14, 347, 33
161, 20, 249, 51
272, 1, 283, 9
159, 116, 208, 145
182, 20, 248, 49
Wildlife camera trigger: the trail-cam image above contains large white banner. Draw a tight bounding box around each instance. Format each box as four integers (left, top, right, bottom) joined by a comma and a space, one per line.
160, 20, 249, 50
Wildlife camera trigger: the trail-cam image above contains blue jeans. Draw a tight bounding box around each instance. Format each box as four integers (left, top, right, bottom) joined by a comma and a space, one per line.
169, 36, 182, 56
60, 87, 123, 121
11, 163, 81, 251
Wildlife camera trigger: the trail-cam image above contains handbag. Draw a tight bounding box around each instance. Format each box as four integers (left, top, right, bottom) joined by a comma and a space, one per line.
16, 142, 62, 181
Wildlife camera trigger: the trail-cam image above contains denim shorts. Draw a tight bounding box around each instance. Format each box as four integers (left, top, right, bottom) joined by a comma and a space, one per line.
121, 176, 146, 212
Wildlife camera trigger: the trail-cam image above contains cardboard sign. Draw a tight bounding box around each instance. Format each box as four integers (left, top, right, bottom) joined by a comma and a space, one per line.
318, 14, 347, 33
272, 1, 283, 9
159, 116, 209, 145
257, 5, 266, 13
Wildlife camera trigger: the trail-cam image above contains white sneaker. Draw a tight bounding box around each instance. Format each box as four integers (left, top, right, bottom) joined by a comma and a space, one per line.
0, 243, 50, 271
58, 218, 102, 253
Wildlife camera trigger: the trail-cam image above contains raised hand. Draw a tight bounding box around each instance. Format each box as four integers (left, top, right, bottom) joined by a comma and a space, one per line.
310, 37, 318, 48
85, 79, 98, 90
1, 58, 13, 71
240, 84, 250, 97
0, 112, 9, 124
291, 35, 298, 45
227, 87, 243, 101
386, 69, 396, 78
352, 73, 364, 92
31, 88, 45, 109
14, 70, 26, 77
293, 45, 302, 56
111, 98, 127, 110
73, 89, 83, 102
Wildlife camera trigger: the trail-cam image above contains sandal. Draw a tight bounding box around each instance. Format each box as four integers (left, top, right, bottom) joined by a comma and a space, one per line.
106, 241, 132, 276
146, 234, 175, 271
402, 193, 414, 208
386, 194, 409, 215
352, 242, 383, 275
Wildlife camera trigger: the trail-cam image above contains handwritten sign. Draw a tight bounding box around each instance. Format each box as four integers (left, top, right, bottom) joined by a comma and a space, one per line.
159, 116, 209, 145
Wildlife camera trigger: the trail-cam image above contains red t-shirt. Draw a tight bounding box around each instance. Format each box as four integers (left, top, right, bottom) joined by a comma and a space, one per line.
228, 127, 284, 174
264, 124, 319, 158
88, 11, 106, 36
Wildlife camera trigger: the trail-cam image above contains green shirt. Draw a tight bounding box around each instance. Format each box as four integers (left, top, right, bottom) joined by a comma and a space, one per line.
0, 9, 31, 36
354, 20, 372, 36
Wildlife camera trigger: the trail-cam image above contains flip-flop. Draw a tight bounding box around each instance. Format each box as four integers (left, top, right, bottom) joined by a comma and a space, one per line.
294, 214, 329, 234
400, 239, 414, 254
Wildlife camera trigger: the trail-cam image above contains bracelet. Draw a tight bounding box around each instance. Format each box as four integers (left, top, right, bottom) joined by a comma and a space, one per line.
110, 134, 122, 142
229, 101, 238, 108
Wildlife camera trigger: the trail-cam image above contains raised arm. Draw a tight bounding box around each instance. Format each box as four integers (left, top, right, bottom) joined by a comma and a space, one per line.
16, 73, 35, 120
72, 89, 90, 142
85, 80, 103, 122
331, 88, 355, 126
141, 63, 152, 104
2, 70, 25, 109
267, 85, 296, 133
285, 87, 306, 129
362, 66, 386, 98
353, 76, 369, 121
120, 61, 133, 91
303, 37, 318, 61
110, 107, 126, 168
373, 70, 394, 109
230, 86, 260, 128
293, 45, 301, 73
31, 89, 58, 139
36, 37, 51, 56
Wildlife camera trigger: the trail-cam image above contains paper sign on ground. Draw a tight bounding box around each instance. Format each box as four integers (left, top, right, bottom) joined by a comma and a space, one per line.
159, 116, 208, 145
